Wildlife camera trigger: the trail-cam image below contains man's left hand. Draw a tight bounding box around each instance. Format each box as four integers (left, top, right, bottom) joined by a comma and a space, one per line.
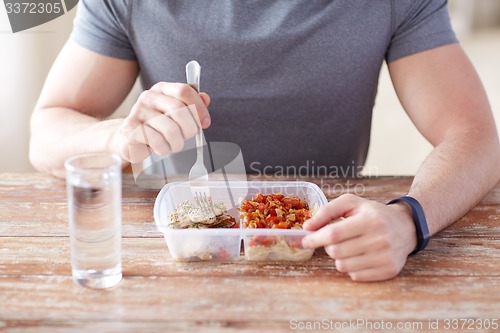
302, 194, 417, 281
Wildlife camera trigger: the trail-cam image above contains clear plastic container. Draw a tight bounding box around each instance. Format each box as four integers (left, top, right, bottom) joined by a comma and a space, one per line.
239, 181, 327, 261
154, 181, 328, 261
241, 229, 316, 261
154, 181, 244, 261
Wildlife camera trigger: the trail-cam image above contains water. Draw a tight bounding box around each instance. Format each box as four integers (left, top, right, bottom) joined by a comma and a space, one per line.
68, 180, 122, 289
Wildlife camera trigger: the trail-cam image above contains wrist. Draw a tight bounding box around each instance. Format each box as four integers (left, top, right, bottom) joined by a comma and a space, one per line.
107, 119, 130, 166
388, 196, 430, 255
387, 202, 418, 256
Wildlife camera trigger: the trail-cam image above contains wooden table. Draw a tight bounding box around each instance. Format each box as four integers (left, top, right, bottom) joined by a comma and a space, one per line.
0, 174, 499, 333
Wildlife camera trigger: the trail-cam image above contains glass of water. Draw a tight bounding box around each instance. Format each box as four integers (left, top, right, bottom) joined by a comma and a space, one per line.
65, 153, 122, 289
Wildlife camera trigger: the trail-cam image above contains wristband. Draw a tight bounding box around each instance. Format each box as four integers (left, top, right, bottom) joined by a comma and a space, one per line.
387, 196, 430, 255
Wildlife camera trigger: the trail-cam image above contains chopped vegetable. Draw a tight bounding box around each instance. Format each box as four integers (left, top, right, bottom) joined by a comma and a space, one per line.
238, 193, 311, 229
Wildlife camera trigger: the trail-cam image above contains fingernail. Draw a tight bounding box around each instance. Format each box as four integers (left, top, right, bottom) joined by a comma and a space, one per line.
202, 117, 211, 128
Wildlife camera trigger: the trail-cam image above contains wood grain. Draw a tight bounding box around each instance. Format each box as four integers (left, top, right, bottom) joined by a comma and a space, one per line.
0, 173, 499, 333
0, 276, 498, 332
1, 237, 499, 278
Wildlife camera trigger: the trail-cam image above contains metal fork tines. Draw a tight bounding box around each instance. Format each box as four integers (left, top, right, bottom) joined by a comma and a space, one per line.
193, 192, 217, 224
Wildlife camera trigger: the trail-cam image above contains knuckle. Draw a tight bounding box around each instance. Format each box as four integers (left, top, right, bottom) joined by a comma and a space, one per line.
374, 235, 391, 249
169, 138, 184, 153
339, 193, 357, 202
379, 254, 392, 267
365, 209, 386, 229
327, 229, 339, 244
349, 272, 362, 281
335, 259, 348, 273
137, 90, 151, 105
385, 264, 400, 278
166, 104, 186, 117
329, 244, 341, 258
151, 82, 165, 90
325, 247, 334, 258
183, 126, 198, 139
325, 244, 336, 258
148, 134, 170, 156
172, 122, 184, 138
380, 255, 401, 277
164, 124, 184, 152
155, 145, 170, 157
173, 83, 193, 100
165, 101, 186, 114
146, 133, 163, 149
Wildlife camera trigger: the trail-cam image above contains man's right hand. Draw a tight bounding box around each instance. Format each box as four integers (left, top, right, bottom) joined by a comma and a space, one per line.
115, 82, 211, 163
30, 41, 211, 177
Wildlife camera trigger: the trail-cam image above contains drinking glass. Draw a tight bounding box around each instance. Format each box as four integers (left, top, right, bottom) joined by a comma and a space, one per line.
65, 153, 122, 289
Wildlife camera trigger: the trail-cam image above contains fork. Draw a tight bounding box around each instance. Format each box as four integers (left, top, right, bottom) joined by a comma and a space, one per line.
185, 60, 212, 212
193, 192, 217, 224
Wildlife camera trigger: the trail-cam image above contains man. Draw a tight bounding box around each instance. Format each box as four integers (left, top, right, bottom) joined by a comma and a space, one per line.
29, 0, 500, 281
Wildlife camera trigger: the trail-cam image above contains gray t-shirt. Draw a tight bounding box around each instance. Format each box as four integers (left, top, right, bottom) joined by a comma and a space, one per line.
71, 0, 457, 175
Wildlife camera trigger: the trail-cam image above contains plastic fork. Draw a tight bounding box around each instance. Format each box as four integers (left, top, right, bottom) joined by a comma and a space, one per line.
185, 60, 212, 208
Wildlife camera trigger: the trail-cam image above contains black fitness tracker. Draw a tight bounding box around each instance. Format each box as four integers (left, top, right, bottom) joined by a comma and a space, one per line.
387, 196, 430, 255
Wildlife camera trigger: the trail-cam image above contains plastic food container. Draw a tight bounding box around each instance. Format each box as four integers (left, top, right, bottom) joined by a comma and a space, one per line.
154, 181, 328, 261
154, 181, 244, 261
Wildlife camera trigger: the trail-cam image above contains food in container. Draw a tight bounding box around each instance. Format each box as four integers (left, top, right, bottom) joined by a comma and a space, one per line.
239, 192, 320, 261
154, 181, 327, 262
242, 231, 314, 261
154, 181, 244, 261
169, 200, 238, 229
239, 193, 312, 229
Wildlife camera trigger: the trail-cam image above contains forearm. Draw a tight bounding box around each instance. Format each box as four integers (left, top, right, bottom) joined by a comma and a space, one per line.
29, 107, 125, 178
407, 129, 500, 235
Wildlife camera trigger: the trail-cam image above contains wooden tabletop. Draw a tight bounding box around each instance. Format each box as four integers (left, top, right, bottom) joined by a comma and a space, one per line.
0, 173, 499, 333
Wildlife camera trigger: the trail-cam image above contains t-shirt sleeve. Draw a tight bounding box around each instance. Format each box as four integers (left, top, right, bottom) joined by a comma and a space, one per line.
386, 0, 458, 63
70, 0, 135, 60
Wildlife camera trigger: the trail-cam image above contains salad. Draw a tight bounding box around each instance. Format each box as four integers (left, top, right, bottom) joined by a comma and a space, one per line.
239, 193, 311, 229
239, 193, 314, 261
